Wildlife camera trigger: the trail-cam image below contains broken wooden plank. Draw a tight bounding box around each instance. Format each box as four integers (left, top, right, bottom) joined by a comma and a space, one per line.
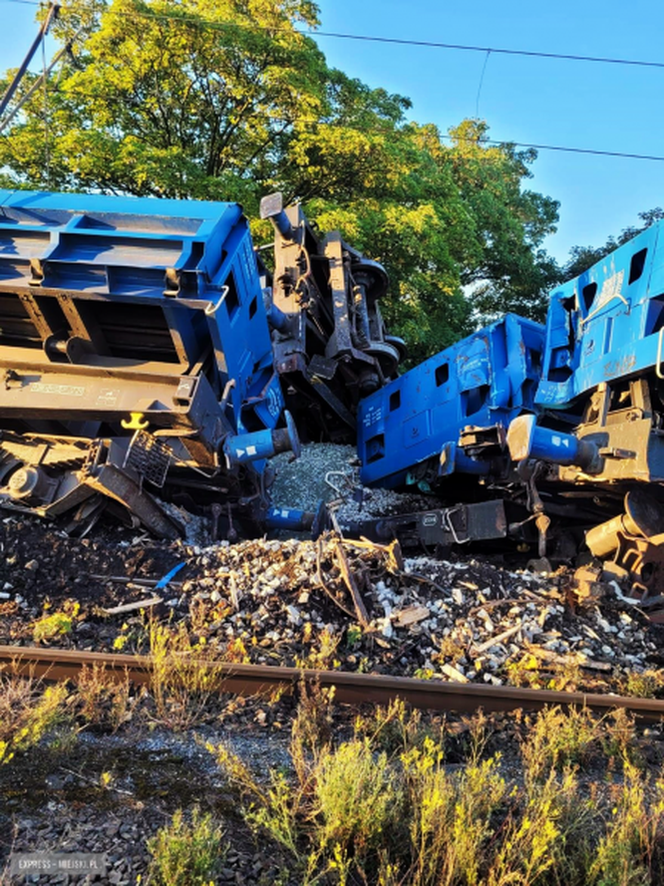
91, 574, 183, 589
392, 605, 431, 628
440, 663, 470, 684
102, 596, 163, 616
335, 540, 370, 628
527, 645, 613, 673
342, 537, 405, 573
474, 624, 522, 654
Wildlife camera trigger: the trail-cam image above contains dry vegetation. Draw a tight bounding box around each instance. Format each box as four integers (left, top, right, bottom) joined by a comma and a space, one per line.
3, 639, 664, 884
147, 806, 227, 886
0, 672, 70, 765
210, 698, 664, 886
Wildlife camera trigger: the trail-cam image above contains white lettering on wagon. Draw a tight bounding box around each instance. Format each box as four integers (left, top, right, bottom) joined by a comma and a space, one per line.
29, 383, 85, 397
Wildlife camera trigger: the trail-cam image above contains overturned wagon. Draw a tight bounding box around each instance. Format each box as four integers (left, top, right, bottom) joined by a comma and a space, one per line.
0, 190, 399, 538
354, 223, 664, 603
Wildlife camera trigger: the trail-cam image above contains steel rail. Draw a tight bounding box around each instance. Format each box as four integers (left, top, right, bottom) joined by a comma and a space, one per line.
2, 644, 664, 722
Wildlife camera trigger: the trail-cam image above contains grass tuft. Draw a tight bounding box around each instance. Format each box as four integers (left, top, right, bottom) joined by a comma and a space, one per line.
588, 762, 664, 886
147, 806, 226, 886
147, 619, 227, 729
620, 670, 664, 699
521, 705, 600, 782
0, 674, 70, 765
76, 663, 132, 732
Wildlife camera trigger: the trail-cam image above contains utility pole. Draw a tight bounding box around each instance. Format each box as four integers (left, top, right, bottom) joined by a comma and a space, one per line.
0, 2, 60, 120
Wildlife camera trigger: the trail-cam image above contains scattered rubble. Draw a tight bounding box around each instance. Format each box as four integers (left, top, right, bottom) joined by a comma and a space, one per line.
2, 509, 661, 695
0, 440, 663, 696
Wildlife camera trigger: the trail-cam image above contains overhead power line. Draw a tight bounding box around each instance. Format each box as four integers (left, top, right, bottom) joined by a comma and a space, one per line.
5, 0, 664, 72
0, 0, 58, 118
298, 30, 664, 72
441, 136, 664, 163
3, 0, 664, 163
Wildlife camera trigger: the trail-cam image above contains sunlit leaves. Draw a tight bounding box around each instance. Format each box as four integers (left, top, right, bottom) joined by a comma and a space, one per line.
0, 1, 561, 355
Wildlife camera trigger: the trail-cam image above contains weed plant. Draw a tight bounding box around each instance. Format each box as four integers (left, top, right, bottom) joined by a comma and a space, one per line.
620, 670, 664, 699
210, 699, 664, 886
32, 611, 74, 643
147, 620, 227, 729
76, 663, 133, 732
0, 674, 70, 764
147, 806, 226, 886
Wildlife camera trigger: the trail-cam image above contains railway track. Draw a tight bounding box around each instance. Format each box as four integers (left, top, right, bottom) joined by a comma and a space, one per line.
3, 644, 664, 722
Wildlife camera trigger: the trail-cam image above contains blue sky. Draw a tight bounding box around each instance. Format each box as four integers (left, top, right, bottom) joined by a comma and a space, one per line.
1, 0, 663, 264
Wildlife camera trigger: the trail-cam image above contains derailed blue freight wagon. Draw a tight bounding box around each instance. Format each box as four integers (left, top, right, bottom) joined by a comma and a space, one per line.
0, 190, 301, 538
0, 189, 399, 539
352, 315, 545, 551
354, 222, 664, 601
358, 313, 545, 490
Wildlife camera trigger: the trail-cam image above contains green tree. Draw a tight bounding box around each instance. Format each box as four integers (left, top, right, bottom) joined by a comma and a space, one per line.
1, 0, 327, 201
0, 0, 561, 360
448, 120, 561, 325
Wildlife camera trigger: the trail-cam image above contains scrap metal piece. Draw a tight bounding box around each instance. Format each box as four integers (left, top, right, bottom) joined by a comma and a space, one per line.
82, 463, 183, 540
585, 489, 664, 558
607, 530, 664, 601
124, 431, 171, 488
335, 540, 370, 628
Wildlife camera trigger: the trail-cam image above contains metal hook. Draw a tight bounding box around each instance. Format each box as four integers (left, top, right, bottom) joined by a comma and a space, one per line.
205, 285, 230, 316
120, 412, 149, 431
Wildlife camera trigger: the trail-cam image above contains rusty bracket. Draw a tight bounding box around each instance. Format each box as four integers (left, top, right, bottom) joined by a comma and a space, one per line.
610, 530, 664, 605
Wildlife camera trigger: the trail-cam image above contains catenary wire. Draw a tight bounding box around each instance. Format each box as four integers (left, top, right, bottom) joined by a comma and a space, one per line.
4, 0, 664, 162
5, 0, 664, 72
439, 136, 664, 163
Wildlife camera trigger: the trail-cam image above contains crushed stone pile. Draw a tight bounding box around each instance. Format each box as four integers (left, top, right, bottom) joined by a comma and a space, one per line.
271, 442, 435, 526
270, 443, 357, 511
173, 536, 661, 687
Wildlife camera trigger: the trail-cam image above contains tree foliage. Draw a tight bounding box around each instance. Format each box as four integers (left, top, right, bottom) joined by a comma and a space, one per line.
443, 120, 561, 327
0, 0, 561, 360
2, 0, 327, 202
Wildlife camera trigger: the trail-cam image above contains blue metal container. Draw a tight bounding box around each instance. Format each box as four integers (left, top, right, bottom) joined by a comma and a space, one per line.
536, 223, 663, 410
357, 313, 545, 490
0, 189, 284, 439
